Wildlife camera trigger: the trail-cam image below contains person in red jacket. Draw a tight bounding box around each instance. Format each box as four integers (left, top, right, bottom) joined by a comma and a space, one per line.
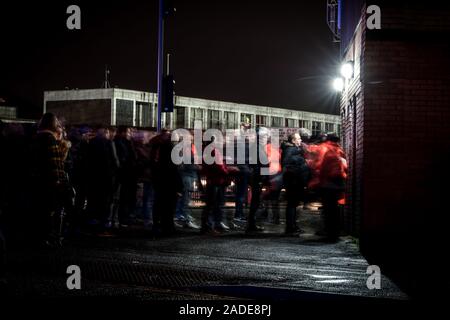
200, 136, 238, 233
318, 134, 348, 241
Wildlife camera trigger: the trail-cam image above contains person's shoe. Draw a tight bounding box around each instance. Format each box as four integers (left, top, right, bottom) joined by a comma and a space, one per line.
245, 225, 265, 234
230, 222, 243, 230
174, 215, 185, 222
200, 226, 219, 235
272, 219, 281, 225
184, 220, 200, 230
218, 222, 230, 231
97, 230, 116, 238
271, 215, 281, 225
284, 227, 303, 236
233, 216, 247, 223
174, 221, 184, 228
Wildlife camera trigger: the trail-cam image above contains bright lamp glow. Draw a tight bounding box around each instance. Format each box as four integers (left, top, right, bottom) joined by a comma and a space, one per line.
332, 78, 344, 92
340, 62, 354, 79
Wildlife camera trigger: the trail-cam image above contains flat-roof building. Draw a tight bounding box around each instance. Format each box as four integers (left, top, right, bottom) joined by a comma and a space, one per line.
44, 88, 340, 135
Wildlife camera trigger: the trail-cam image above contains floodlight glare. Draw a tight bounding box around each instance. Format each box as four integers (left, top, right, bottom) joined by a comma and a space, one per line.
332, 77, 344, 92
340, 62, 354, 79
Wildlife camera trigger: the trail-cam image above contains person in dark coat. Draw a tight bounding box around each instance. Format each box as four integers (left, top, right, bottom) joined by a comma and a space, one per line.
281, 132, 310, 235
134, 131, 154, 228
149, 129, 182, 236
86, 126, 119, 231
114, 126, 138, 227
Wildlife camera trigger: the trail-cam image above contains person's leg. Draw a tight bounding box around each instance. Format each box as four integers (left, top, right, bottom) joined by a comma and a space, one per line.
118, 183, 128, 226
119, 179, 136, 226
178, 175, 193, 222
322, 189, 340, 239
234, 173, 248, 219
270, 189, 282, 224
142, 182, 153, 227
214, 186, 226, 229
161, 187, 177, 234
201, 184, 214, 231
284, 181, 300, 233
151, 183, 162, 233
248, 174, 262, 229
109, 182, 121, 228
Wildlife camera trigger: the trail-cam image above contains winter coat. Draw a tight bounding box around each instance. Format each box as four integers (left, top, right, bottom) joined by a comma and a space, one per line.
281, 142, 311, 185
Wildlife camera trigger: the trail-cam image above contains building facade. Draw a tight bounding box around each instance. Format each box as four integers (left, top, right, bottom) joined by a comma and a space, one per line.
43, 88, 340, 134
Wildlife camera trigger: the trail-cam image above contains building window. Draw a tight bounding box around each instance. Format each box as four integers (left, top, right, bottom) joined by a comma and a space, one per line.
175, 106, 186, 128
256, 115, 267, 126
135, 102, 152, 127
116, 99, 134, 126
190, 108, 204, 128
208, 110, 221, 129
271, 116, 283, 127
312, 121, 322, 136
285, 118, 297, 127
225, 111, 237, 129
325, 122, 335, 133
0, 106, 17, 119
240, 113, 253, 126
337, 124, 342, 137
299, 120, 310, 129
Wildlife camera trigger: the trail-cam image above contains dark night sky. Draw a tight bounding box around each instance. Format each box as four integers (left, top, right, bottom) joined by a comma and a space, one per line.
0, 1, 340, 118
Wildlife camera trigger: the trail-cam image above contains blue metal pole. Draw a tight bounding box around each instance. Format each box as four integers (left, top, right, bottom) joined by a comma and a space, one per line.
156, 0, 164, 132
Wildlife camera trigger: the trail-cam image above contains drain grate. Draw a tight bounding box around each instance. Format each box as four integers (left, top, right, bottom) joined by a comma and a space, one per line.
9, 253, 241, 289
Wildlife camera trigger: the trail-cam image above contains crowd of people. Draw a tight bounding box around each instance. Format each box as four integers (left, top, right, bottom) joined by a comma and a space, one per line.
0, 113, 348, 252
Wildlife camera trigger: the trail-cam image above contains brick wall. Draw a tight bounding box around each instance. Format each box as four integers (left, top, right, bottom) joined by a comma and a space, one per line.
341, 1, 450, 292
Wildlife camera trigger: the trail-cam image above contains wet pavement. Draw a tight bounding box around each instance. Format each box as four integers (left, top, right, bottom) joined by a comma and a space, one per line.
3, 206, 408, 301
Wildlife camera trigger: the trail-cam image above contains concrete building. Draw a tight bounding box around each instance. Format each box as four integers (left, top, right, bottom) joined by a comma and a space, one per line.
337, 0, 450, 293
43, 88, 340, 135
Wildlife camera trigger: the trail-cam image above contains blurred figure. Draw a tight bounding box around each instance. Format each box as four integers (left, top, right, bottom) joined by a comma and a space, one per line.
281, 133, 310, 235
246, 128, 268, 234
114, 126, 138, 228
86, 126, 118, 232
318, 134, 347, 241
0, 120, 6, 286
261, 137, 283, 224
200, 141, 232, 234
149, 129, 182, 236
234, 164, 251, 222
66, 126, 90, 235
175, 142, 200, 229
108, 126, 121, 228
233, 137, 251, 223
134, 130, 154, 229
29, 113, 70, 247
54, 125, 75, 239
